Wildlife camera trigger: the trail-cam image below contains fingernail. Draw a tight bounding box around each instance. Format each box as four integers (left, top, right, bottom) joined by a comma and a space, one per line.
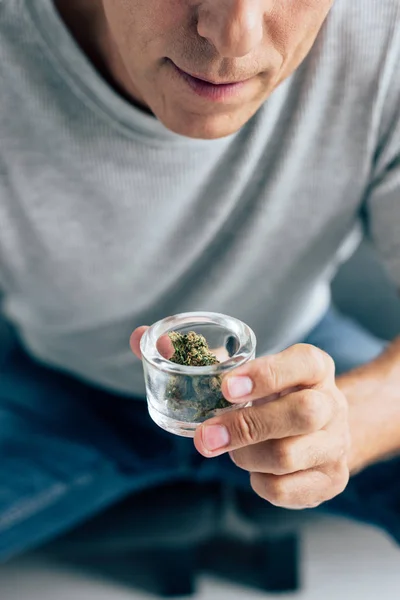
203, 425, 230, 452
227, 376, 253, 399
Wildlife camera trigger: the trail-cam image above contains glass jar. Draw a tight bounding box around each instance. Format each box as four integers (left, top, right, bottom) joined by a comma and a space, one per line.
140, 312, 256, 437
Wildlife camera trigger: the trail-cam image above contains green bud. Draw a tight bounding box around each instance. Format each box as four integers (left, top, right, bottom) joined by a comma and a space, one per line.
165, 330, 230, 421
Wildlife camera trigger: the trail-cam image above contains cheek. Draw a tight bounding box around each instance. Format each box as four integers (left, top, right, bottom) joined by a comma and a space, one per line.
267, 0, 333, 58
103, 0, 183, 54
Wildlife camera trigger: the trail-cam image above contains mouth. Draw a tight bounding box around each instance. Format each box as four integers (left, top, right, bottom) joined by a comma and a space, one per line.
178, 68, 252, 86
169, 60, 255, 102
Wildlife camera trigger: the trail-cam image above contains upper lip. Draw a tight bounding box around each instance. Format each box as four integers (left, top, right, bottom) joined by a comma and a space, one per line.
174, 63, 252, 85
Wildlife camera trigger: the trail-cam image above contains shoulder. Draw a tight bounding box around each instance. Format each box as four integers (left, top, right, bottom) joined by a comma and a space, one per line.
322, 0, 400, 65
0, 1, 49, 83
327, 0, 399, 36
0, 1, 35, 49
0, 0, 26, 21
313, 0, 400, 146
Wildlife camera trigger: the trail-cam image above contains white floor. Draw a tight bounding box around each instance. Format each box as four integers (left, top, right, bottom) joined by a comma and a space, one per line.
0, 517, 398, 600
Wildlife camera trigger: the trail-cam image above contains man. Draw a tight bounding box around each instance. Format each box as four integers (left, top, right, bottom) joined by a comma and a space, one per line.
0, 0, 399, 563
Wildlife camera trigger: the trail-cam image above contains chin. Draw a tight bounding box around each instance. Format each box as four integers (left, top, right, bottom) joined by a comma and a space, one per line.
156, 106, 257, 140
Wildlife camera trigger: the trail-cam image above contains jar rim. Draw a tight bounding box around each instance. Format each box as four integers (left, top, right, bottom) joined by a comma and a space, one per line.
140, 311, 256, 375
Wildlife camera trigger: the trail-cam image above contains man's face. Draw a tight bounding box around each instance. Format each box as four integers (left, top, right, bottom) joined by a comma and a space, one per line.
102, 0, 334, 139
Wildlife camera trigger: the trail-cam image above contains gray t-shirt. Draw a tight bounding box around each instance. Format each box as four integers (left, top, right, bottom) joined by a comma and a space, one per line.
0, 0, 399, 396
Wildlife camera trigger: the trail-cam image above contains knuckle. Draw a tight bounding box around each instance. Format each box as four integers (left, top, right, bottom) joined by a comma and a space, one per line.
296, 344, 326, 377
297, 490, 325, 509
305, 497, 325, 509
296, 344, 335, 379
250, 474, 268, 502
250, 474, 289, 507
259, 357, 279, 391
230, 450, 247, 471
310, 445, 327, 468
329, 424, 351, 462
327, 391, 348, 429
270, 440, 296, 474
336, 427, 351, 456
323, 351, 336, 376
267, 477, 289, 507
307, 344, 325, 372
332, 460, 350, 494
335, 391, 349, 416
320, 460, 350, 502
296, 390, 324, 431
234, 409, 264, 445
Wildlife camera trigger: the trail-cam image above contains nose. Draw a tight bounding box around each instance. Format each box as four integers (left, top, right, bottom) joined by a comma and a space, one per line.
197, 0, 264, 58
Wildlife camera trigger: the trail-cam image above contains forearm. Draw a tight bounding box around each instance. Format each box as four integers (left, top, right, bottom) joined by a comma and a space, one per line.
337, 337, 400, 474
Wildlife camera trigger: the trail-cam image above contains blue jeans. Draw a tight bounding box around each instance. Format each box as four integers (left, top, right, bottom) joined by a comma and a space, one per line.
0, 307, 397, 562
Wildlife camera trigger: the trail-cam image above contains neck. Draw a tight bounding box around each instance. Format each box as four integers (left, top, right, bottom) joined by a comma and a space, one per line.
54, 0, 152, 114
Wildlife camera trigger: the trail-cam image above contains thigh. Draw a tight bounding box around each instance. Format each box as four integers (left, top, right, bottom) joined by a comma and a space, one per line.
0, 342, 187, 562
301, 306, 388, 374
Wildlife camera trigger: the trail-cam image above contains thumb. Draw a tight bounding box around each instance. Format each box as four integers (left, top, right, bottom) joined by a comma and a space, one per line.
130, 326, 149, 359
130, 326, 175, 360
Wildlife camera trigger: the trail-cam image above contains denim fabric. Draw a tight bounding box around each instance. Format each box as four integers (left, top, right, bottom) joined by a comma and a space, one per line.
0, 307, 395, 562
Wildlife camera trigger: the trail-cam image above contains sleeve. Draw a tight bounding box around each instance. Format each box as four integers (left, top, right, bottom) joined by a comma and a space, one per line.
363, 29, 400, 290
366, 156, 400, 290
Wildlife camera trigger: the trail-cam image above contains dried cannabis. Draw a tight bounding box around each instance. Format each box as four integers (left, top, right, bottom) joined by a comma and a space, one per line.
166, 331, 231, 421
169, 331, 219, 367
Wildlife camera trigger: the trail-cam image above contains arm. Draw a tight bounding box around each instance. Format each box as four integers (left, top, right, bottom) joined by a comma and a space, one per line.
345, 39, 400, 472
339, 337, 400, 474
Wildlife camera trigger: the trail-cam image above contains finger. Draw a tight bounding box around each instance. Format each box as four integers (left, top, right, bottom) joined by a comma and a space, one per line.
194, 389, 333, 456
222, 344, 335, 404
251, 386, 302, 407
130, 326, 149, 359
157, 334, 175, 360
130, 327, 175, 360
250, 462, 349, 509
230, 430, 347, 475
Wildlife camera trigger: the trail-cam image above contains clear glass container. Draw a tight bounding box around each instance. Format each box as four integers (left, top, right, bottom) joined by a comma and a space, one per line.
140, 312, 256, 437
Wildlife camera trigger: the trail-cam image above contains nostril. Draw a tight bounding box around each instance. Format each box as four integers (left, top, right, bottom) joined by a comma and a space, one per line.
197, 5, 263, 58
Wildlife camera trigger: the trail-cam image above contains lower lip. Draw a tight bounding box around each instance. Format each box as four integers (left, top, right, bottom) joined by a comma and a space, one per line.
171, 62, 250, 102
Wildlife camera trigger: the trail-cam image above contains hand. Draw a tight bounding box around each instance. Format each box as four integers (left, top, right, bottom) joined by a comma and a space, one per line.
131, 329, 350, 509
194, 343, 351, 509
